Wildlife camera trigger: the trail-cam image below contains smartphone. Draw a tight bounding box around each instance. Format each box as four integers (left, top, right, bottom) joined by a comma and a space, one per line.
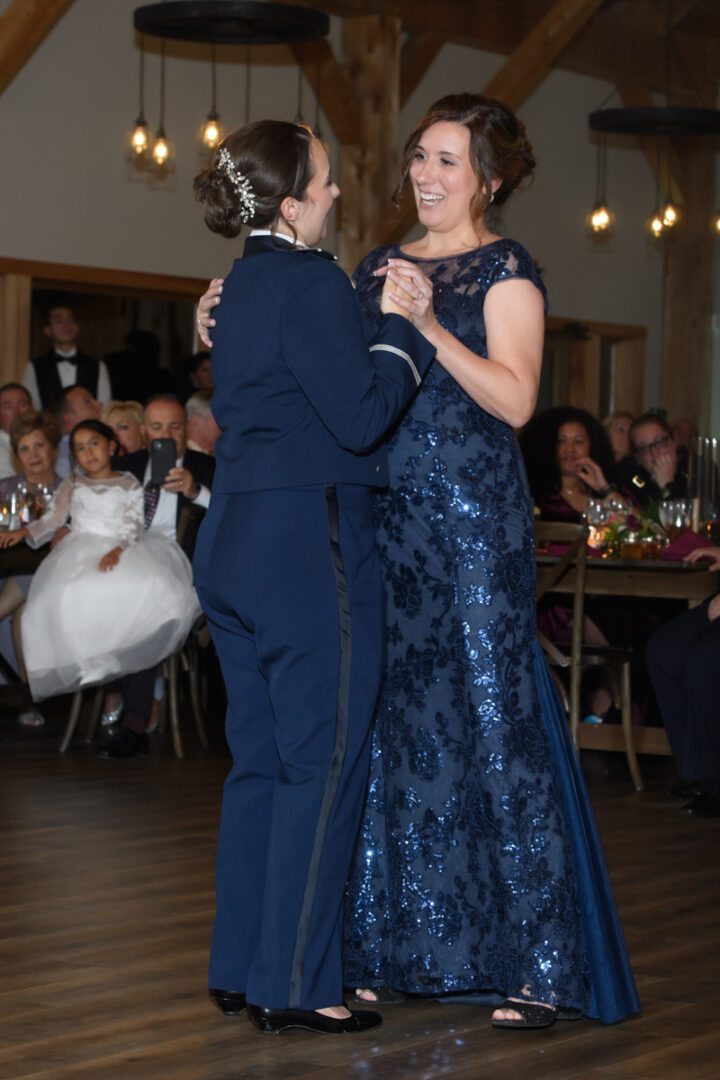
150, 438, 177, 486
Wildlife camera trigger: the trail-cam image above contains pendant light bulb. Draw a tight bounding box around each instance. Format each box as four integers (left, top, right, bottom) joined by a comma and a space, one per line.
649, 213, 664, 238
201, 112, 222, 149
714, 211, 720, 235
662, 201, 679, 228
589, 202, 612, 234
152, 129, 169, 166
131, 117, 149, 155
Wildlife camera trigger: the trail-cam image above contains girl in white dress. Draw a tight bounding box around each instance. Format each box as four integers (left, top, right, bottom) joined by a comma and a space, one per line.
0, 420, 199, 700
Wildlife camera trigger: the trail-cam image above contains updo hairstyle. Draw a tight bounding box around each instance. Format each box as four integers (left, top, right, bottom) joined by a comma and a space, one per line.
194, 120, 316, 239
394, 93, 536, 232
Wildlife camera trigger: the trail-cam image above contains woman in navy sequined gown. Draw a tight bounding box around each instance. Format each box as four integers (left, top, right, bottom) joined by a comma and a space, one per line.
343, 94, 639, 1027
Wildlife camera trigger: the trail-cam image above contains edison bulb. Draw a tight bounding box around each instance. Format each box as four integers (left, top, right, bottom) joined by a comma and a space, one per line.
201, 114, 222, 148
662, 202, 678, 228
714, 214, 720, 235
153, 135, 169, 166
130, 120, 148, 155
649, 214, 664, 238
590, 204, 611, 233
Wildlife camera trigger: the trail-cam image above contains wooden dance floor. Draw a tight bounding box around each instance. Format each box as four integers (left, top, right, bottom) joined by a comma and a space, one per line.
2, 717, 719, 1080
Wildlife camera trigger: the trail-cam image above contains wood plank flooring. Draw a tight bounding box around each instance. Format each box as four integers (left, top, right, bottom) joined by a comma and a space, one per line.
1, 714, 718, 1080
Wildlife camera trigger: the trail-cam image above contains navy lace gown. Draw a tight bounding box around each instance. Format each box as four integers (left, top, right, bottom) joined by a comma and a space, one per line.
343, 240, 639, 1024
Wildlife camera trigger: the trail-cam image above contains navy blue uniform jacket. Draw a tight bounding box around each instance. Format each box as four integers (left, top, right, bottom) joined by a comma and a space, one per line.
210, 234, 436, 492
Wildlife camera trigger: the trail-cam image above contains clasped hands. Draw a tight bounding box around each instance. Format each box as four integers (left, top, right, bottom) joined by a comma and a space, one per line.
377, 259, 437, 333
194, 261, 439, 347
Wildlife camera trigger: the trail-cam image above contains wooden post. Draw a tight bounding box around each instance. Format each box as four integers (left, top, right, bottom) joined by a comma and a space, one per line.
662, 139, 716, 429
339, 15, 401, 271
610, 337, 645, 416
0, 273, 31, 384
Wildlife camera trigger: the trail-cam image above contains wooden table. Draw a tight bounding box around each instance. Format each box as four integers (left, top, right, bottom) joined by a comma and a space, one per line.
536, 554, 718, 757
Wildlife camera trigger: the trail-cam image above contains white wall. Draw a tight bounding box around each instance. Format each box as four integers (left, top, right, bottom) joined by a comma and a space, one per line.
0, 2, 700, 405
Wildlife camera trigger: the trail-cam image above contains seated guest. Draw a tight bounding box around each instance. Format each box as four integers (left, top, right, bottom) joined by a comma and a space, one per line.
672, 415, 698, 453
646, 544, 720, 818
604, 410, 634, 465
101, 400, 144, 457
0, 419, 199, 707
99, 394, 214, 759
181, 350, 213, 401
52, 384, 103, 478
186, 391, 220, 456
520, 405, 629, 521
0, 410, 62, 725
0, 383, 32, 479
23, 300, 111, 409
618, 412, 688, 509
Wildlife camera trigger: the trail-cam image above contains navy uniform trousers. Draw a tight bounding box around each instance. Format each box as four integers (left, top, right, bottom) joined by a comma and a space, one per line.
194, 482, 383, 1010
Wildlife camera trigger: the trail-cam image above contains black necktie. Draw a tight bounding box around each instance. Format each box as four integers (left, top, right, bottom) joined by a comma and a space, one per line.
144, 483, 160, 529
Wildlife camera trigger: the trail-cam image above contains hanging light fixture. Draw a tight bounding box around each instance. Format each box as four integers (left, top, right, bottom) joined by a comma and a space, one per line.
244, 44, 251, 124
129, 33, 149, 155
200, 43, 223, 148
587, 133, 613, 236
152, 39, 172, 167
647, 138, 665, 240
294, 61, 304, 124
714, 210, 720, 235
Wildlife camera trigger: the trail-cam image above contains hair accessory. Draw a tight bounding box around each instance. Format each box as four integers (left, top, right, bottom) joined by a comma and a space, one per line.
217, 147, 257, 224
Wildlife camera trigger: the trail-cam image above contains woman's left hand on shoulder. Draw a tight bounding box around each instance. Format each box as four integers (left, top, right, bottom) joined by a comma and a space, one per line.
196, 278, 224, 347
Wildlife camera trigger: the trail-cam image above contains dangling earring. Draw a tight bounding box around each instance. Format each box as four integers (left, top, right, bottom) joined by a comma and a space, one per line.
489, 191, 495, 204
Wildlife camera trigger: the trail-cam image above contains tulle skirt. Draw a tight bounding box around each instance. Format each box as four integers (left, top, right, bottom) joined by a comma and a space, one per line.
22, 531, 200, 700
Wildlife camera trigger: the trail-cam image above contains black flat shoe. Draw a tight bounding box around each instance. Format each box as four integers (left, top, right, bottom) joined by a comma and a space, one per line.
682, 793, 720, 818
97, 727, 149, 759
209, 988, 246, 1015
246, 1002, 382, 1035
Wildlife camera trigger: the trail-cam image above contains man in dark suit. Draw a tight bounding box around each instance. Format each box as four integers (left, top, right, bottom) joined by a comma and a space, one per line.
99, 394, 214, 759
23, 301, 111, 409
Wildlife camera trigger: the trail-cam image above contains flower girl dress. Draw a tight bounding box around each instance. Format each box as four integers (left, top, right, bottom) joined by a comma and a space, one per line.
22, 472, 199, 700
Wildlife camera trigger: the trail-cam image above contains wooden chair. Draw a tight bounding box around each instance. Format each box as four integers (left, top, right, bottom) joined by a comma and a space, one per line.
60, 504, 211, 756
535, 521, 643, 791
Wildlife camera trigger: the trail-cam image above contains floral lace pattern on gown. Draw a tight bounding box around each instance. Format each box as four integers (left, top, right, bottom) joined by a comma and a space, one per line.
343, 240, 589, 1007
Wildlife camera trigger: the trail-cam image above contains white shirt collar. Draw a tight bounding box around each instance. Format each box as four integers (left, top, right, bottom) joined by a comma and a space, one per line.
55, 346, 78, 359
250, 228, 307, 249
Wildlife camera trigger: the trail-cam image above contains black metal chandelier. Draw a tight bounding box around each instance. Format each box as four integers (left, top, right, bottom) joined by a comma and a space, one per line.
133, 2, 329, 45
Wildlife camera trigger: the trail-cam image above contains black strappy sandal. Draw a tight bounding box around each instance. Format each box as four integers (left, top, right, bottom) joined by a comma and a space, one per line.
491, 1000, 559, 1029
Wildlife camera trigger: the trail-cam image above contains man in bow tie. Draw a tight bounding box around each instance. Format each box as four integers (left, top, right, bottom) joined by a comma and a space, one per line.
23, 301, 111, 409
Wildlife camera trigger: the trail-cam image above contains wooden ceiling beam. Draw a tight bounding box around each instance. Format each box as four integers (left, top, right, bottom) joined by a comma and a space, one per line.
400, 32, 445, 108
288, 1, 718, 94
0, 0, 75, 96
483, 0, 605, 110
290, 38, 361, 144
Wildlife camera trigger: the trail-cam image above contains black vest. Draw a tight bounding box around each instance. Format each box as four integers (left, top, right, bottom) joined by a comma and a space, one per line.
32, 351, 100, 408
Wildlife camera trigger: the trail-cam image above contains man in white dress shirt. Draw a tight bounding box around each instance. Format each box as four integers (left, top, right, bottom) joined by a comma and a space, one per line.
0, 383, 32, 479
23, 302, 112, 409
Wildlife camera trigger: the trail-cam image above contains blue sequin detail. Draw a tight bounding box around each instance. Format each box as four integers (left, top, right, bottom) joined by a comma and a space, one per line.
343, 240, 589, 1007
